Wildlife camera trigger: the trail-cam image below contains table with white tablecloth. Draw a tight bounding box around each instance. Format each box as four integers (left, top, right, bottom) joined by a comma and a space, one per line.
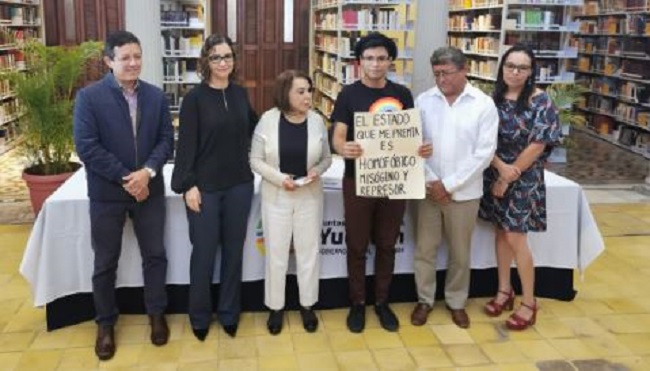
20, 158, 605, 330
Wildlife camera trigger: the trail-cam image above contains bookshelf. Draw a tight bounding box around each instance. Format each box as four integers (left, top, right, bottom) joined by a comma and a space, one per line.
0, 0, 42, 156
310, 0, 417, 121
448, 0, 582, 91
572, 0, 650, 159
159, 0, 209, 120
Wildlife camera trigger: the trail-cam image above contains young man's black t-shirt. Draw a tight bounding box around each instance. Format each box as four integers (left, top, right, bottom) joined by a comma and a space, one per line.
330, 80, 414, 178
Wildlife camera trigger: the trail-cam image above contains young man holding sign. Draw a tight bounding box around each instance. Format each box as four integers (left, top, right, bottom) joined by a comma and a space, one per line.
331, 33, 432, 333
410, 47, 498, 329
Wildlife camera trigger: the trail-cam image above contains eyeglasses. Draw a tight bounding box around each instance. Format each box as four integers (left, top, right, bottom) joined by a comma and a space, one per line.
504, 62, 532, 73
208, 54, 234, 63
433, 69, 460, 79
361, 55, 391, 63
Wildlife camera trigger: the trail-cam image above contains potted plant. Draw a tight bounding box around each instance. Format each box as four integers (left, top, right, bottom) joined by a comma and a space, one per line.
545, 82, 588, 163
1, 33, 102, 214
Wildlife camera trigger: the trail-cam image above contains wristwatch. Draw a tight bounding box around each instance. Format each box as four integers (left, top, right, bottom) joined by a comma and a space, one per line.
144, 167, 156, 179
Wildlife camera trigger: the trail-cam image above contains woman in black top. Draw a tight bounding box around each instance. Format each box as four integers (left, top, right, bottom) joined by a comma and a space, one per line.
171, 34, 257, 340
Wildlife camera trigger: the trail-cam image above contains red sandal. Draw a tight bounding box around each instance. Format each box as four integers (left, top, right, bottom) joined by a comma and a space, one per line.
506, 300, 537, 331
484, 289, 515, 317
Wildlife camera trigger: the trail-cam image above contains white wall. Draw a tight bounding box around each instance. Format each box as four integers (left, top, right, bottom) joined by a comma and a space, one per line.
124, 0, 162, 87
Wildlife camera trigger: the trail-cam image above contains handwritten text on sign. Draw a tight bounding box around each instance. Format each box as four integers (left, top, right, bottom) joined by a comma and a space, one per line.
354, 109, 425, 199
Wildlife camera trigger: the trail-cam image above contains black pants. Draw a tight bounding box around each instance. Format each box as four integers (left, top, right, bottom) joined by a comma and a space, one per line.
186, 181, 254, 329
90, 195, 168, 325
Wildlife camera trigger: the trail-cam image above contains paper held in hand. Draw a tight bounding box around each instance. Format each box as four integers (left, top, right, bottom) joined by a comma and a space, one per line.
354, 108, 425, 199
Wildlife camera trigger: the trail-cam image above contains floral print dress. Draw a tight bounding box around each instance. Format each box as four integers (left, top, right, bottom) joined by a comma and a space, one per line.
479, 92, 561, 232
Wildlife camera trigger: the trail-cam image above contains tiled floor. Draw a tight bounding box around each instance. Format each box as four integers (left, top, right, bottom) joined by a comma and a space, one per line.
1, 130, 650, 370
1, 204, 650, 370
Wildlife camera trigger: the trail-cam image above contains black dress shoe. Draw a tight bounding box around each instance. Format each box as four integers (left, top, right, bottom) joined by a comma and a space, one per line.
149, 314, 169, 346
192, 328, 209, 341
267, 310, 284, 335
95, 324, 116, 361
346, 304, 366, 333
223, 323, 238, 338
375, 303, 399, 332
299, 307, 319, 333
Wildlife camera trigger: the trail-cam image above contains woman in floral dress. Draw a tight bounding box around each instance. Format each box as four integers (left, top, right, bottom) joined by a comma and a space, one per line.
479, 44, 561, 330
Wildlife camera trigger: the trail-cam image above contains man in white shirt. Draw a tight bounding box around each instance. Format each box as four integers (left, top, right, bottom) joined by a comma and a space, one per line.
410, 47, 498, 329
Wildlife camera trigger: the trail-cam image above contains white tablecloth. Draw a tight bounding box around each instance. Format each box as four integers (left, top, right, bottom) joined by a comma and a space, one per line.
20, 158, 605, 307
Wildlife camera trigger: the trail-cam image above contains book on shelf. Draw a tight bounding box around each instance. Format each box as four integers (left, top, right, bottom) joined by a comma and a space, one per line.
621, 59, 650, 79
591, 77, 618, 95
621, 38, 649, 58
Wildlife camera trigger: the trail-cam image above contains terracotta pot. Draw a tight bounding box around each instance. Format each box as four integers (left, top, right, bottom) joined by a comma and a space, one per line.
22, 169, 77, 215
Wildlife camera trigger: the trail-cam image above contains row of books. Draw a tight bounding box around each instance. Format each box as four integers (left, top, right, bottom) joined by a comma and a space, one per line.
0, 28, 38, 46
0, 119, 21, 146
468, 59, 497, 77
314, 72, 341, 99
341, 8, 403, 29
588, 77, 650, 105
161, 32, 203, 56
314, 33, 361, 56
314, 11, 338, 29
504, 33, 568, 55
449, 0, 502, 10
587, 94, 650, 125
448, 36, 499, 55
578, 36, 650, 57
162, 59, 200, 83
160, 3, 205, 27
616, 102, 650, 126
505, 8, 561, 29
163, 84, 193, 110
583, 0, 648, 14
312, 89, 334, 117
579, 15, 650, 35
448, 13, 501, 31
0, 52, 25, 70
0, 79, 11, 96
0, 5, 38, 25
0, 99, 20, 121
314, 53, 337, 76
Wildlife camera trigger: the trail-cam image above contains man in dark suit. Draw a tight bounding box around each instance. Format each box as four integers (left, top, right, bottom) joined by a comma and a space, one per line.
73, 30, 174, 361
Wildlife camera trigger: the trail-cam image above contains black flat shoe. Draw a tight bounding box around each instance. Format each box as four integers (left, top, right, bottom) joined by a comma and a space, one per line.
192, 328, 208, 341
300, 307, 318, 333
267, 310, 284, 335
223, 323, 238, 338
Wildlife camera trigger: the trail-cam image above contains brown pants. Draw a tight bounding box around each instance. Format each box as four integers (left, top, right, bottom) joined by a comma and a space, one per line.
342, 177, 406, 304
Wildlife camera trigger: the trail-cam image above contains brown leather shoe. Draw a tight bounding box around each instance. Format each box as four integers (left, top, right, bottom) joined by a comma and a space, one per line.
95, 325, 115, 361
410, 303, 433, 326
149, 314, 169, 346
446, 305, 470, 329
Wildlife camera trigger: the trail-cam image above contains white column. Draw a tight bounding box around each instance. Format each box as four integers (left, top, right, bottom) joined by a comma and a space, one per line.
124, 0, 163, 88
412, 1, 448, 97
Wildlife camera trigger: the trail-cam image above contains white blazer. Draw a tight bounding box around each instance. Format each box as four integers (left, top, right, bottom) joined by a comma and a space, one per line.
250, 108, 332, 202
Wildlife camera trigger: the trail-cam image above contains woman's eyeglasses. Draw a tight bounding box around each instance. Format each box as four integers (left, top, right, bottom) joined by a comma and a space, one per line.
504, 62, 531, 73
208, 54, 234, 63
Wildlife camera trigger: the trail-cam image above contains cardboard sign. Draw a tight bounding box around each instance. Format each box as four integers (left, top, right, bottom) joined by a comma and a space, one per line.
354, 108, 425, 199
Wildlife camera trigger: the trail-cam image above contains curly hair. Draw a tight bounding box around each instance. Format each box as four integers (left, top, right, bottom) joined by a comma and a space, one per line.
354, 32, 397, 61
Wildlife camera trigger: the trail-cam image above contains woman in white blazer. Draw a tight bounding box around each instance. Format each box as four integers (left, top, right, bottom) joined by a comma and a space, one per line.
250, 70, 332, 335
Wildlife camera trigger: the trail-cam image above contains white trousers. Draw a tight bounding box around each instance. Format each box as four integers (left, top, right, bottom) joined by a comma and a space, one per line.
262, 184, 323, 310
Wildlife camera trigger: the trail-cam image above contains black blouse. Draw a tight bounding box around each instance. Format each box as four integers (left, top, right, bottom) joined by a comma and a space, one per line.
278, 114, 308, 178
171, 82, 258, 193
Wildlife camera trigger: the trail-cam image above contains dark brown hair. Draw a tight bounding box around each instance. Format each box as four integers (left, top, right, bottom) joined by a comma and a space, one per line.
198, 34, 237, 81
273, 69, 312, 113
